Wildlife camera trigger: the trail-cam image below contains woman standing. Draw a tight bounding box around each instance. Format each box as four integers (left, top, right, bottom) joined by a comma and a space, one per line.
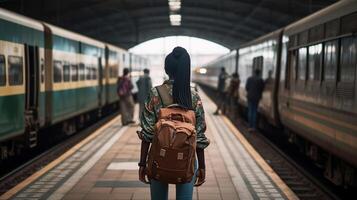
137, 47, 209, 200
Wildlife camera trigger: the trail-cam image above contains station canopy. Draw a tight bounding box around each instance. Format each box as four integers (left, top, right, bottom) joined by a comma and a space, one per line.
0, 0, 337, 49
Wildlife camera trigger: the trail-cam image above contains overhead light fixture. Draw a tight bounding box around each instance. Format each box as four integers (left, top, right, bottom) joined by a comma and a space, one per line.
168, 0, 181, 26
171, 21, 181, 26
169, 0, 181, 11
169, 14, 181, 26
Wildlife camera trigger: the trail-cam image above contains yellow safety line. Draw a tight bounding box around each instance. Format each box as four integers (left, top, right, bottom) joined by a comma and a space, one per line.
0, 115, 121, 200
222, 116, 299, 200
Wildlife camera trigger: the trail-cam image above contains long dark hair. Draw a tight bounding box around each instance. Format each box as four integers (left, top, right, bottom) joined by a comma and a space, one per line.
164, 47, 192, 110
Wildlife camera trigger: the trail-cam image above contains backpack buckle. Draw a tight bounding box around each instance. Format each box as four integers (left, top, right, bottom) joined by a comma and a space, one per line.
177, 152, 184, 160
160, 149, 166, 157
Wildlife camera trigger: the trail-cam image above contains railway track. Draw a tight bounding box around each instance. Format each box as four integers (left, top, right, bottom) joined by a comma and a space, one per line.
200, 85, 342, 200
0, 112, 118, 196
233, 119, 340, 200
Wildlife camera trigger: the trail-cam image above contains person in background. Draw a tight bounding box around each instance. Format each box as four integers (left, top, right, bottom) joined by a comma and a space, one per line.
117, 68, 135, 125
227, 72, 240, 116
136, 68, 152, 118
213, 67, 228, 115
245, 69, 265, 132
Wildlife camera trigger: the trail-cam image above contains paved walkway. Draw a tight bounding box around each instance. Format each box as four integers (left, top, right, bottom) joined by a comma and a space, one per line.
1, 89, 298, 200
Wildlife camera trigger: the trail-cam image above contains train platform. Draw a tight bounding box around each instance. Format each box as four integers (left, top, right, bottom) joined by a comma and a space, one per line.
0, 90, 298, 200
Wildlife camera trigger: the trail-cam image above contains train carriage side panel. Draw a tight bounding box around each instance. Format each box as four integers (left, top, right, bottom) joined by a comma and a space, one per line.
0, 8, 45, 142
45, 24, 104, 124
279, 0, 357, 169
106, 44, 123, 105
238, 30, 282, 125
81, 42, 105, 108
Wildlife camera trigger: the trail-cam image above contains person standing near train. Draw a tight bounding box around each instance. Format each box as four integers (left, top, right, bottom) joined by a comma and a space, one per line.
214, 67, 228, 115
117, 68, 135, 126
245, 69, 264, 132
226, 72, 240, 116
136, 68, 152, 119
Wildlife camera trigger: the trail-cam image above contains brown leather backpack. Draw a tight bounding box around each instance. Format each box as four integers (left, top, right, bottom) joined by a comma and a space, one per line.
146, 85, 197, 184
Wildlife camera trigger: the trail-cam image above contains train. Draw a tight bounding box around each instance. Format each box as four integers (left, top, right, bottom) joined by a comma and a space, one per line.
193, 0, 357, 187
0, 8, 147, 160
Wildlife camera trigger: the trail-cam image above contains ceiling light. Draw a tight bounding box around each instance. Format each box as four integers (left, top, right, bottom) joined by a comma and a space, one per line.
170, 14, 181, 21
170, 14, 181, 26
171, 21, 181, 26
168, 0, 181, 26
169, 1, 181, 11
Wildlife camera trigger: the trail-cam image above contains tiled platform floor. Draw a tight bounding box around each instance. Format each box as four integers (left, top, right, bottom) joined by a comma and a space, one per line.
1, 90, 298, 200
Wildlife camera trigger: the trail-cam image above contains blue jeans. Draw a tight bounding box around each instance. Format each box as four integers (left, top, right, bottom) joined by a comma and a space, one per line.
150, 160, 197, 200
248, 101, 258, 128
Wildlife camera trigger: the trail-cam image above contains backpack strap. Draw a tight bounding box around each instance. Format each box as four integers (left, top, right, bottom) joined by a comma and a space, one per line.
156, 85, 173, 107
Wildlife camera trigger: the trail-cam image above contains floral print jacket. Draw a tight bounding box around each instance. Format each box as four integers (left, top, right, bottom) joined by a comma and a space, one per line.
138, 81, 210, 149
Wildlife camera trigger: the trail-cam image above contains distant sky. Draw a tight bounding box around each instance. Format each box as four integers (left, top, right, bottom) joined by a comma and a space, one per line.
129, 36, 230, 55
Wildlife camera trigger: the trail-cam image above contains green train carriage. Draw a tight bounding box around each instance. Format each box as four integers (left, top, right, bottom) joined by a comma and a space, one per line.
0, 8, 45, 151
45, 24, 105, 127
0, 8, 147, 160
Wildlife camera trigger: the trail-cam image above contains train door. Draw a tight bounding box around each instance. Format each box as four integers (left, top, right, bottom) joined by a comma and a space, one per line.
24, 45, 40, 148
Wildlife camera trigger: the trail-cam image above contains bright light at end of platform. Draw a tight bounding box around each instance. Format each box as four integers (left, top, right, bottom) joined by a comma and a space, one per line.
199, 68, 207, 74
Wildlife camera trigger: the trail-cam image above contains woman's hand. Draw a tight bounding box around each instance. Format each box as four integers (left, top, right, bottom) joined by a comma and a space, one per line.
139, 166, 150, 184
194, 168, 206, 186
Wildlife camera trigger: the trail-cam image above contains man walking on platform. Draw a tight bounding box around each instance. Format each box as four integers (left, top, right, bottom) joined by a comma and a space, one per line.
214, 67, 228, 115
245, 69, 264, 132
136, 68, 152, 118
117, 68, 135, 126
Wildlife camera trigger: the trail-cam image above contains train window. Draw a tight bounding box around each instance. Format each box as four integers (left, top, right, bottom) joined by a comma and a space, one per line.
63, 63, 70, 82
288, 50, 298, 83
339, 37, 357, 83
86, 65, 92, 80
92, 68, 97, 80
308, 44, 322, 81
53, 60, 62, 83
8, 56, 23, 86
71, 64, 78, 82
324, 40, 338, 81
79, 63, 85, 81
252, 56, 263, 75
297, 48, 307, 80
0, 55, 5, 86
40, 59, 45, 83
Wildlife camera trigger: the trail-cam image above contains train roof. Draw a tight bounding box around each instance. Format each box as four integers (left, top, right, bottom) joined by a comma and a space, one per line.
204, 50, 237, 67
106, 44, 126, 53
239, 29, 282, 49
0, 7, 43, 31
44, 23, 106, 49
284, 0, 357, 36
